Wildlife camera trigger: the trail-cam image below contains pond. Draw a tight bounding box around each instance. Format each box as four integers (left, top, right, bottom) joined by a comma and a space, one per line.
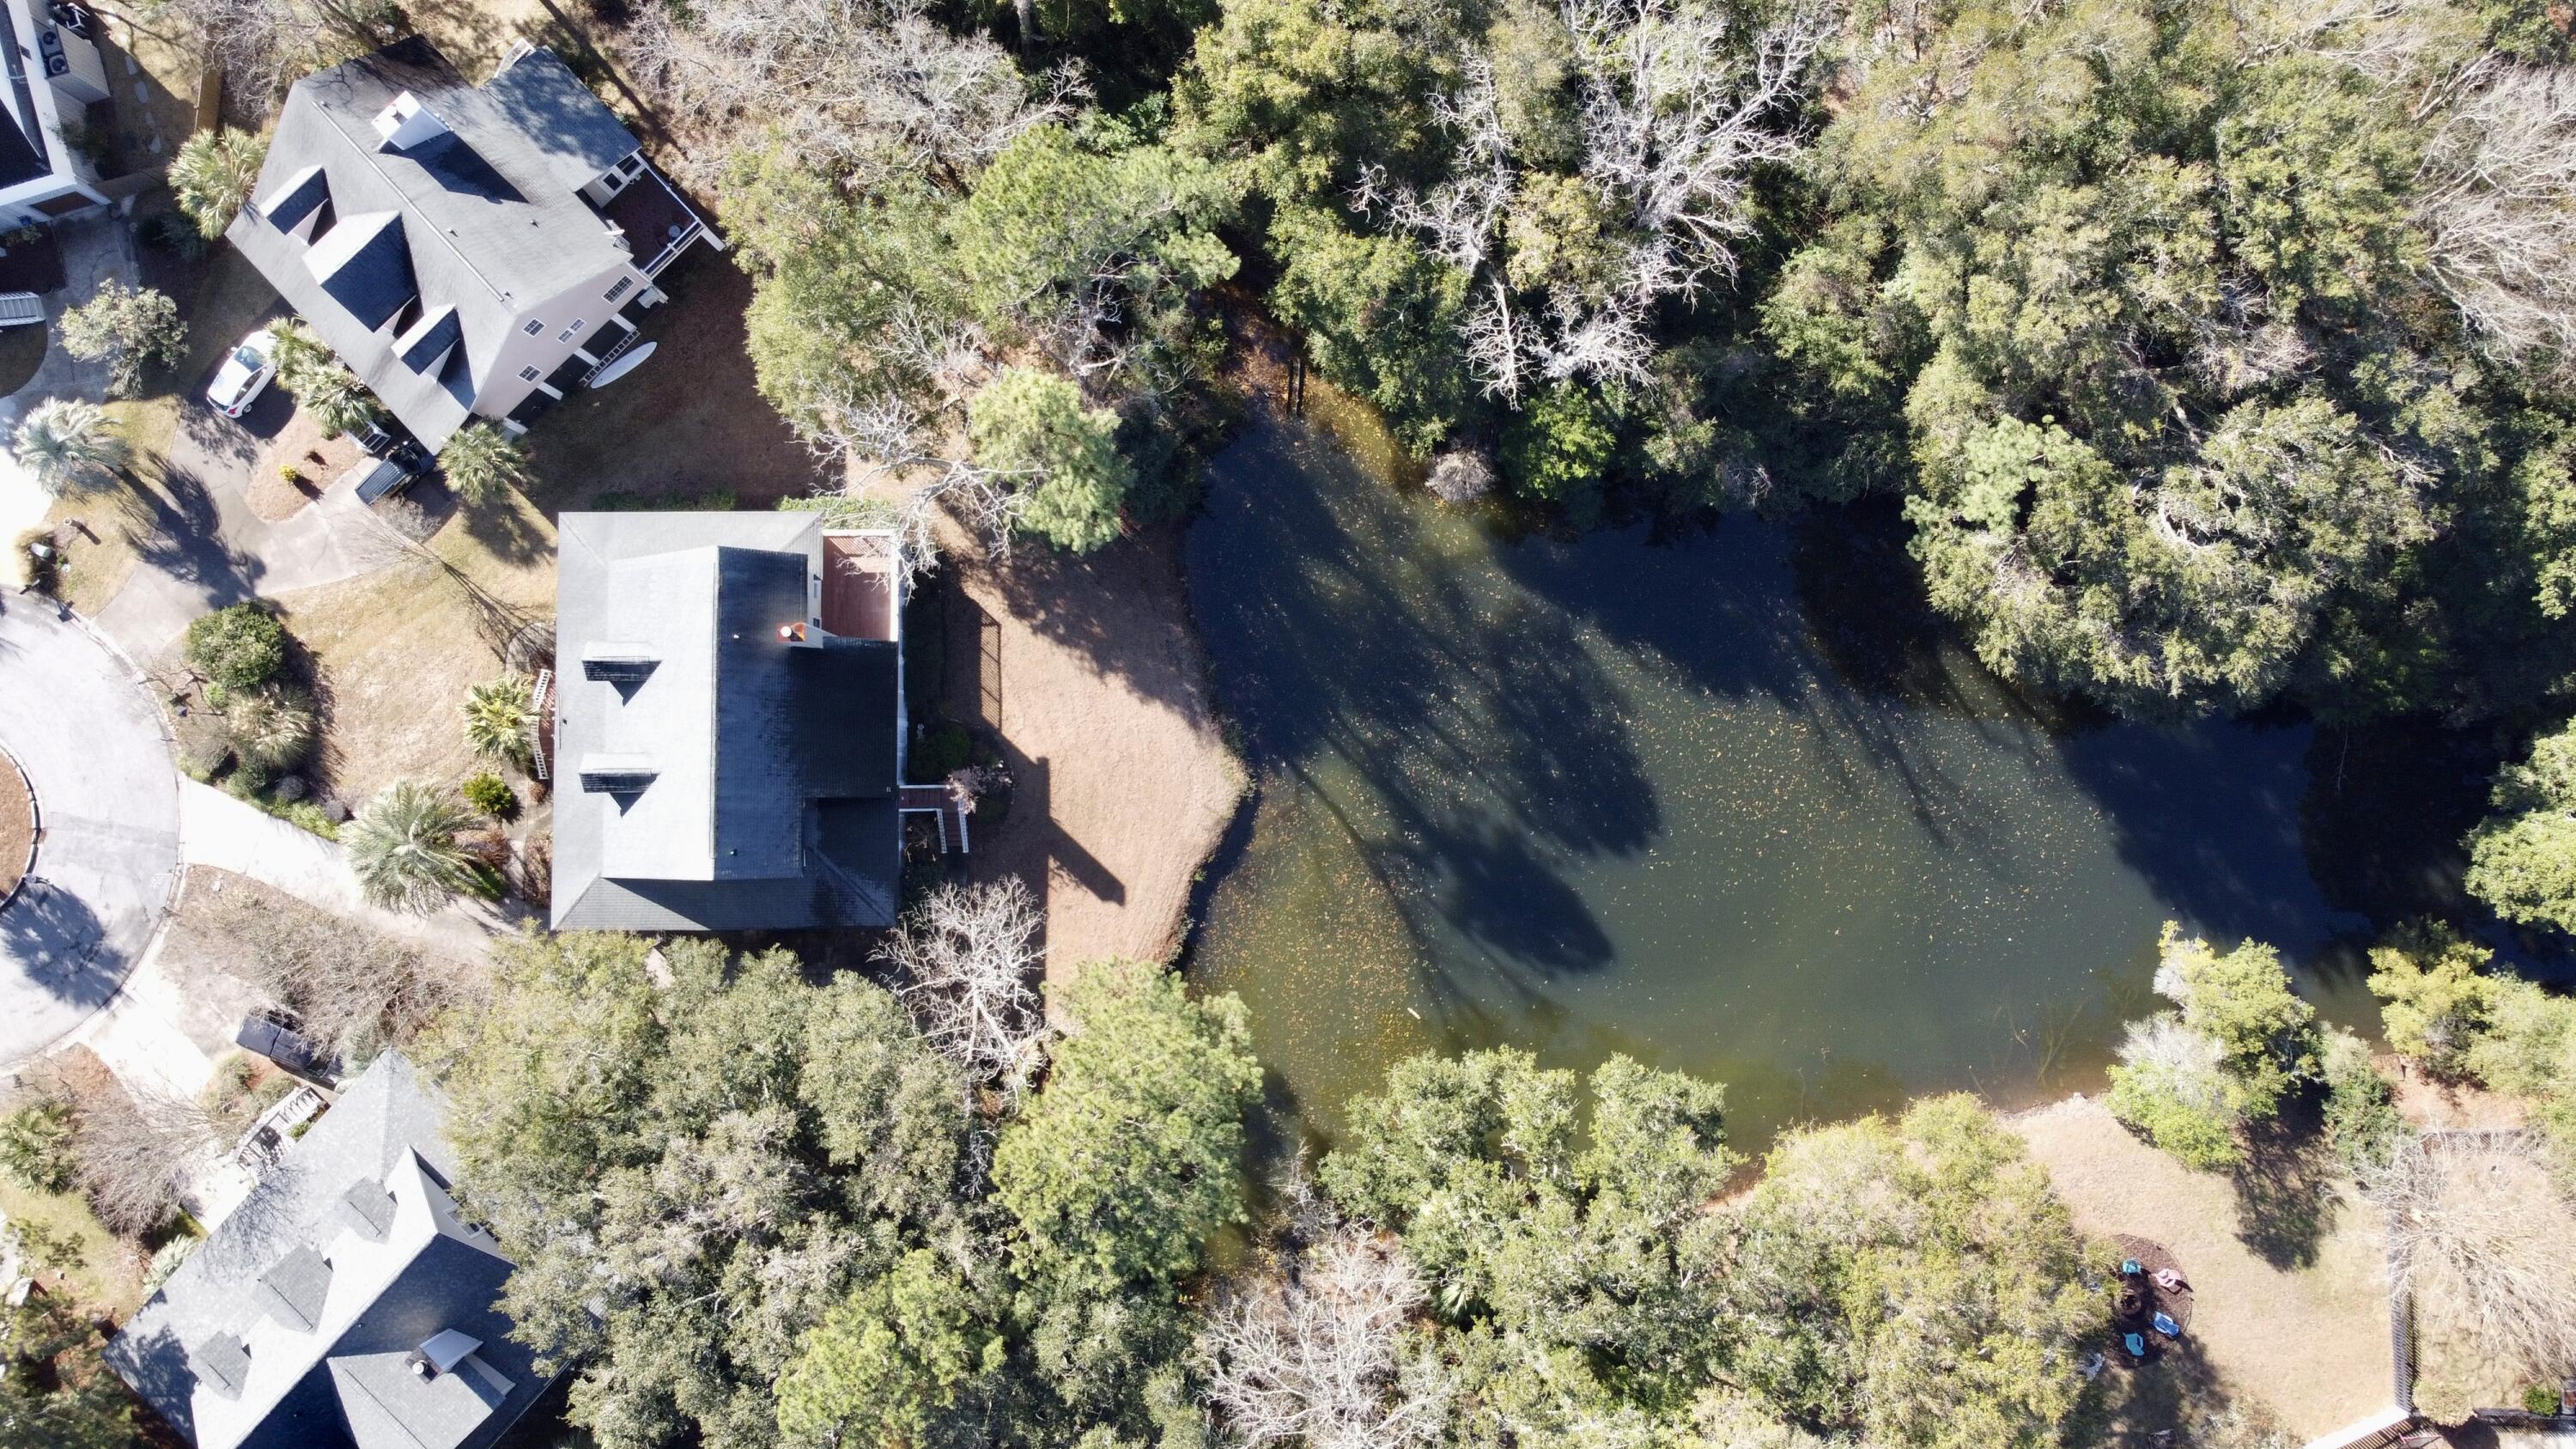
1181, 412, 2436, 1153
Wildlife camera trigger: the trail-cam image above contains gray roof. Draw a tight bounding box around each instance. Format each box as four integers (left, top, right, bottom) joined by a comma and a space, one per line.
552, 512, 902, 931
224, 38, 643, 447
106, 1055, 554, 1449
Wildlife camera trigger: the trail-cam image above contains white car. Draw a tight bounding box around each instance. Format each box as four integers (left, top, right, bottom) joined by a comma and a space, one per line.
205, 328, 279, 419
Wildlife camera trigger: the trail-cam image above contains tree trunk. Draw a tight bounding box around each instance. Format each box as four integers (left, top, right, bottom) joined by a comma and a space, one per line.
1015, 0, 1042, 58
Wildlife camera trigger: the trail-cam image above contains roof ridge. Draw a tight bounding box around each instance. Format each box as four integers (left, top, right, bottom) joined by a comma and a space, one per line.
306, 55, 515, 307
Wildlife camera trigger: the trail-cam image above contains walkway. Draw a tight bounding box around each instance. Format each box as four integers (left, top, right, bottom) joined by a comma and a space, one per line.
0, 602, 181, 1067
176, 779, 516, 961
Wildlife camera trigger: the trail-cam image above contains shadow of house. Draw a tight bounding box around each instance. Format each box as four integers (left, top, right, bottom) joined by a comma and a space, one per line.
106, 1054, 559, 1449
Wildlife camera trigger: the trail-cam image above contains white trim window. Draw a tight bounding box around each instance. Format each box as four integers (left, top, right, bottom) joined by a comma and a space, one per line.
522, 319, 544, 336
518, 365, 541, 382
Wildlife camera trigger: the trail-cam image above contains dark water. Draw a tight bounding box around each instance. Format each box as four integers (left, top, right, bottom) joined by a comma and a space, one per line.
1181, 414, 2415, 1152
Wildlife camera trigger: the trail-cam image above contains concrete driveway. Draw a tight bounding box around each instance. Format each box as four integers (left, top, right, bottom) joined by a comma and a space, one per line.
0, 601, 181, 1066
91, 389, 396, 658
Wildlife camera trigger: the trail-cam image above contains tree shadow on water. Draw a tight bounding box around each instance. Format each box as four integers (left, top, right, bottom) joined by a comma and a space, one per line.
1187, 417, 1655, 977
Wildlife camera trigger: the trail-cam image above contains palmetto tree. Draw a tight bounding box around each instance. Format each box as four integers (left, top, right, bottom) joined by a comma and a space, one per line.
459, 673, 538, 765
271, 318, 384, 437
170, 127, 268, 238
440, 422, 533, 503
345, 780, 482, 913
13, 398, 126, 496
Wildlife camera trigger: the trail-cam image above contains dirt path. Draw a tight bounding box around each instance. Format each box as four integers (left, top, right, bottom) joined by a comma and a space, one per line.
2012, 1095, 2397, 1440
936, 526, 1244, 983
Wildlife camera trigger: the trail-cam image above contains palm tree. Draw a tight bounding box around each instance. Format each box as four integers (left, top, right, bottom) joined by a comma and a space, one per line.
14, 399, 126, 496
296, 362, 383, 439
460, 674, 539, 765
440, 422, 533, 503
345, 780, 482, 913
169, 128, 268, 238
225, 684, 317, 774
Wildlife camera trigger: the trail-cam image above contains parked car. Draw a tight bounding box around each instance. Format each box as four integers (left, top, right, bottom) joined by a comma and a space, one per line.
355, 433, 432, 505
205, 328, 279, 418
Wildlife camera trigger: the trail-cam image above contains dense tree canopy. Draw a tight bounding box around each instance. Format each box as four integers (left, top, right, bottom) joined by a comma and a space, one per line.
440, 935, 1260, 1448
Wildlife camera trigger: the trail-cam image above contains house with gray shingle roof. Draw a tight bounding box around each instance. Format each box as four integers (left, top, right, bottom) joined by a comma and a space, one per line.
226, 36, 719, 448
549, 512, 911, 931
106, 1054, 557, 1449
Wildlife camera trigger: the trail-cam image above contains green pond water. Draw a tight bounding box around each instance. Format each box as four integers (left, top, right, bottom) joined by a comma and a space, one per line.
1182, 414, 2400, 1152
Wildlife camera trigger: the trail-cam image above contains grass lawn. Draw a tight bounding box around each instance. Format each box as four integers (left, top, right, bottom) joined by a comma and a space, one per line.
0, 1177, 148, 1320
275, 488, 556, 802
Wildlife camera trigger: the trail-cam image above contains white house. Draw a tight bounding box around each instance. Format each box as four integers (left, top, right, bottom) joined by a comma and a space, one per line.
0, 0, 112, 228
226, 37, 720, 449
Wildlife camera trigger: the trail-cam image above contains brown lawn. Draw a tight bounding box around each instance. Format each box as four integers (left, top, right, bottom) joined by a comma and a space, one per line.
2013, 1095, 2396, 1443
933, 522, 1246, 985
273, 490, 556, 803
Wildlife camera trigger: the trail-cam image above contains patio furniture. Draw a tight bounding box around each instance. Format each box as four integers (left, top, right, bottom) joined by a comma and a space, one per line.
2123, 1333, 2147, 1358
2153, 1312, 2180, 1337
2154, 1268, 2186, 1293
2121, 1258, 2142, 1275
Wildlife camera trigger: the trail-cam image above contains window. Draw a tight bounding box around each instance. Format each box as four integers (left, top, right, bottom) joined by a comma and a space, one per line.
604, 277, 635, 304
558, 320, 585, 342
518, 365, 541, 382
522, 319, 544, 336
617, 153, 647, 178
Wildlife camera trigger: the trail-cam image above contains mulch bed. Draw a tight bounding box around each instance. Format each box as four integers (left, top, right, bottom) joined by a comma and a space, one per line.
2105, 1233, 2196, 1365
0, 746, 33, 902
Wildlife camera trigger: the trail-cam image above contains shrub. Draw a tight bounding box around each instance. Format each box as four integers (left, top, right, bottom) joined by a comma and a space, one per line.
1501, 380, 1617, 507
461, 772, 519, 819
2319, 1027, 2411, 1177
2525, 1385, 2561, 1416
185, 604, 287, 691
142, 1234, 200, 1293
1426, 447, 1495, 505
914, 721, 973, 780
0, 1098, 76, 1192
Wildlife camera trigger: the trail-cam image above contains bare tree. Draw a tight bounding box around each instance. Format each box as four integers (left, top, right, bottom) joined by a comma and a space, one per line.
1355, 0, 1833, 400
623, 0, 1084, 189
73, 1086, 221, 1235
878, 878, 1048, 1097
141, 0, 400, 112
2363, 1130, 2576, 1387
2415, 67, 2576, 377
1199, 1227, 1452, 1449
198, 881, 477, 1060
796, 383, 1033, 582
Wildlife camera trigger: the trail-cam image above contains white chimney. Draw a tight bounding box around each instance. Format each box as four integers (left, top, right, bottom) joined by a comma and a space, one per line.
372, 92, 451, 151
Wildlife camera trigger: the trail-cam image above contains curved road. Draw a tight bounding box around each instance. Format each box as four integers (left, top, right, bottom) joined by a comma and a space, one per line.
0, 602, 182, 1066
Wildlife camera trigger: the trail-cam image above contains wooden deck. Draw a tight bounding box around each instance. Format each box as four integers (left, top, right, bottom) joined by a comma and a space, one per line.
821, 534, 897, 641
